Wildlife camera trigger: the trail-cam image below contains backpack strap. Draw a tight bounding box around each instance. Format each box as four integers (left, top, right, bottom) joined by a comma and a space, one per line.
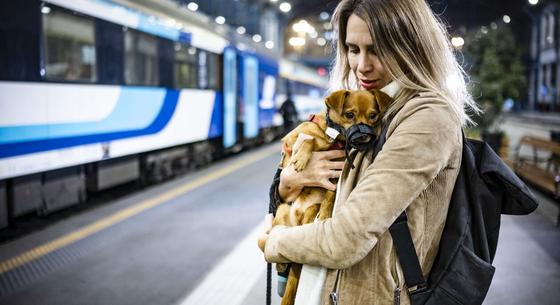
389, 213, 428, 295
374, 118, 428, 296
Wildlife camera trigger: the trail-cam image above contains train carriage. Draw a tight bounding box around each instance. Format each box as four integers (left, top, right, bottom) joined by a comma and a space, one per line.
0, 0, 327, 228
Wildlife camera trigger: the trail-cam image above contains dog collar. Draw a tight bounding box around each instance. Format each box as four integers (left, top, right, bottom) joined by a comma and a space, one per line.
308, 114, 345, 149
325, 109, 346, 142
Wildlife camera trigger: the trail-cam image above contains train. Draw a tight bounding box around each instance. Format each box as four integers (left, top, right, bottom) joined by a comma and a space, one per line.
0, 0, 329, 229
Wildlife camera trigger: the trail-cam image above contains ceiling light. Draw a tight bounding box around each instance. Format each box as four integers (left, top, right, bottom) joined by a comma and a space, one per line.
253, 34, 262, 42
503, 15, 511, 24
215, 16, 226, 24
279, 2, 291, 13
451, 37, 464, 48
265, 41, 274, 49
289, 37, 305, 47
237, 26, 246, 35
187, 2, 198, 11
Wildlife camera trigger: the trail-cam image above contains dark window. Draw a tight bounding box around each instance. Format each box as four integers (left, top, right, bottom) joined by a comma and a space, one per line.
42, 5, 97, 82
96, 20, 124, 84
124, 29, 159, 86
0, 0, 41, 81
158, 38, 174, 88
198, 50, 222, 90
174, 42, 198, 89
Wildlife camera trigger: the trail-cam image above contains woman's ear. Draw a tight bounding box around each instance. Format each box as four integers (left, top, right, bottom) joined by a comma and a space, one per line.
325, 90, 349, 113
370, 89, 393, 113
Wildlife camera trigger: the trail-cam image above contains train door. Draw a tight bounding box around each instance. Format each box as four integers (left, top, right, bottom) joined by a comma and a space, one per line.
223, 47, 237, 149
242, 55, 260, 141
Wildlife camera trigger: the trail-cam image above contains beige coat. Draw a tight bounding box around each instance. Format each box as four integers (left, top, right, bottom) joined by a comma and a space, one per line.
265, 91, 463, 305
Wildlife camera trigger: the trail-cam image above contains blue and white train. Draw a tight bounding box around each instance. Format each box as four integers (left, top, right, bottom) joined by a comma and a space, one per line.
0, 0, 328, 227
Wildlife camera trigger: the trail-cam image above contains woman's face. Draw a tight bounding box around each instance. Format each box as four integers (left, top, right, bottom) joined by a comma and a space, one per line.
345, 14, 392, 90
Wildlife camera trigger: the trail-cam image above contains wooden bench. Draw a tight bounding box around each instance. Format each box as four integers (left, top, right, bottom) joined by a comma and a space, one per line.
511, 135, 560, 199
510, 136, 560, 225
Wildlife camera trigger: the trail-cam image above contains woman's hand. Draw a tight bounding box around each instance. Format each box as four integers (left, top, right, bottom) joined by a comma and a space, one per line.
278, 150, 345, 202
257, 213, 274, 252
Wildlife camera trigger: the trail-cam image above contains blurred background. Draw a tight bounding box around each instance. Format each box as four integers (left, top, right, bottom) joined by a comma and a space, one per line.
0, 0, 558, 304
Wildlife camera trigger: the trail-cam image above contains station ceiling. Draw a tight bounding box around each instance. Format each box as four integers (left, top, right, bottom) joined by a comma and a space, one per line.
286, 0, 531, 32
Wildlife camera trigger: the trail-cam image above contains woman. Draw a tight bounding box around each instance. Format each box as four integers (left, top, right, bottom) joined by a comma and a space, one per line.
259, 0, 479, 304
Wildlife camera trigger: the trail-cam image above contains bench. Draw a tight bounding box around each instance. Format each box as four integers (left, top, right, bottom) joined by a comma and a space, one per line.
511, 136, 560, 198
510, 136, 560, 225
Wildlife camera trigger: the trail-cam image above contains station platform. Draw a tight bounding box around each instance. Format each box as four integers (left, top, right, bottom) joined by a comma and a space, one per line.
0, 126, 559, 305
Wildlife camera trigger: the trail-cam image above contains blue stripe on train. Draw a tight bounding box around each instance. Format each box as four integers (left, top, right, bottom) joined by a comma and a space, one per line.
208, 91, 223, 139
0, 90, 180, 158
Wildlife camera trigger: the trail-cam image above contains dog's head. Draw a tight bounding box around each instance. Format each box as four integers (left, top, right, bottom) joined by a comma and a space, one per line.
325, 89, 391, 132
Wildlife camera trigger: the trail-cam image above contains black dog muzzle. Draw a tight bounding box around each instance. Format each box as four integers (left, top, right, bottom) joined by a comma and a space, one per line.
326, 109, 377, 169
346, 124, 376, 151
343, 124, 377, 169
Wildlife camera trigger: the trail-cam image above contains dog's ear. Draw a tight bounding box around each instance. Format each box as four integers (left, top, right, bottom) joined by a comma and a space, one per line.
370, 89, 393, 113
325, 90, 349, 113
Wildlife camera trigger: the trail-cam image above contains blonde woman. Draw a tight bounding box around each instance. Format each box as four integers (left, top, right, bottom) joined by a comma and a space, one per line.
259, 0, 479, 304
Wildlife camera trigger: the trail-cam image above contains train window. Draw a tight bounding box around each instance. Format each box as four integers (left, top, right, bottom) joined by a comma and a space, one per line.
174, 43, 197, 89
208, 52, 223, 90
197, 50, 222, 90
42, 7, 97, 82
124, 29, 159, 86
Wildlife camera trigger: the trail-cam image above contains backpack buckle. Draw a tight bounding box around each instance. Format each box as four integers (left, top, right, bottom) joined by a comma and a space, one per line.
407, 283, 428, 295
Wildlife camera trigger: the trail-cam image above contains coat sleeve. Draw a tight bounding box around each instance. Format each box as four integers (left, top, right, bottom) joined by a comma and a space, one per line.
264, 99, 461, 269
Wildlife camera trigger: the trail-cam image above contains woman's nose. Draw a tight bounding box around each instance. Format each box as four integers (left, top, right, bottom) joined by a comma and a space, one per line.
357, 53, 373, 75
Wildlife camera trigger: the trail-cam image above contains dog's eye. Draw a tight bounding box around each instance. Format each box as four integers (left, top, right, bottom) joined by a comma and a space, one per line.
369, 113, 378, 121
345, 112, 355, 119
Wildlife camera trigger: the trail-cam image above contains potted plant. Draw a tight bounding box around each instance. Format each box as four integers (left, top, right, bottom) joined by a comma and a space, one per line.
463, 23, 526, 156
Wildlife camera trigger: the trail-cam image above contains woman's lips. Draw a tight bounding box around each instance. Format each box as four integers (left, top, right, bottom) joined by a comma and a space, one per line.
360, 79, 380, 89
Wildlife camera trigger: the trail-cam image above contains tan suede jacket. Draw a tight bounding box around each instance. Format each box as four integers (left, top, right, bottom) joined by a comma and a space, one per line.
265, 91, 463, 305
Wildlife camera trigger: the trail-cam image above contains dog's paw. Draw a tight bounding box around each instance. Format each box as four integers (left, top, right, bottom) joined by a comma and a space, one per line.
291, 155, 309, 172
291, 148, 312, 171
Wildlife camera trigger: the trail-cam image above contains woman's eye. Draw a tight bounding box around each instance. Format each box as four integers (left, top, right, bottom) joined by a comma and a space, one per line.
345, 112, 355, 119
348, 48, 359, 54
367, 48, 377, 56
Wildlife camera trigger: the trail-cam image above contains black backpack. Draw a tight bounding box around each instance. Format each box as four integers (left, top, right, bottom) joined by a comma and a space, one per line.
376, 126, 539, 305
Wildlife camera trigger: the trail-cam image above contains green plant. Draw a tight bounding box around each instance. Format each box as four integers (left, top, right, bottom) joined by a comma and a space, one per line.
463, 24, 526, 132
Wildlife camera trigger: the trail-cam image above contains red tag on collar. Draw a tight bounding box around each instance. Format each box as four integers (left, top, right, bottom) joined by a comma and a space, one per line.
308, 114, 323, 126
330, 140, 345, 150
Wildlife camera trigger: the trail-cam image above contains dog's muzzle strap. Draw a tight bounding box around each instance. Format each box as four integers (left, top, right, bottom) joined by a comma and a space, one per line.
345, 124, 377, 169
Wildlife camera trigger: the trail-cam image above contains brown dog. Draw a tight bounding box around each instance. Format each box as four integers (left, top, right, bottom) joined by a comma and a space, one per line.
273, 89, 392, 305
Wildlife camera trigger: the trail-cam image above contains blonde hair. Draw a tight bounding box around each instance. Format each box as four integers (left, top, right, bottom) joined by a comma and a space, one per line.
330, 0, 479, 126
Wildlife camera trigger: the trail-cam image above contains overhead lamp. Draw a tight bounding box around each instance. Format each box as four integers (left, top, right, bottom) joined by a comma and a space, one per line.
293, 20, 315, 34
451, 37, 464, 48
237, 26, 246, 35
317, 37, 327, 46
41, 6, 51, 14
253, 34, 262, 42
215, 16, 226, 24
289, 37, 305, 47
279, 2, 292, 13
528, 0, 539, 5
320, 12, 329, 20
187, 2, 198, 11
265, 41, 274, 49
503, 15, 511, 24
